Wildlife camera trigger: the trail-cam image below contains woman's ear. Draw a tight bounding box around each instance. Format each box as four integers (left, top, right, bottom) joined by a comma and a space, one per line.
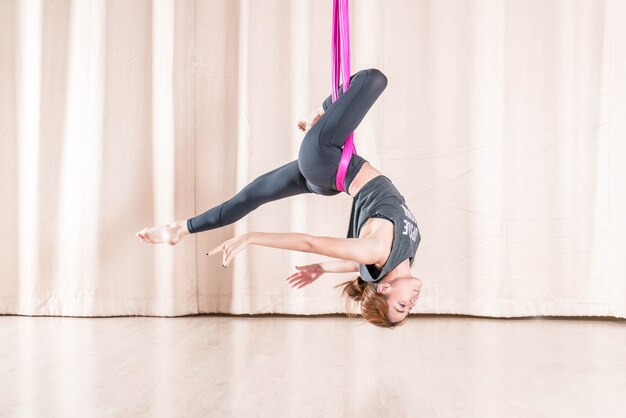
376, 282, 391, 294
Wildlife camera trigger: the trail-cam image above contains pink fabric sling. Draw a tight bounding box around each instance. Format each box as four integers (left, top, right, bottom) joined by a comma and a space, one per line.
331, 0, 355, 192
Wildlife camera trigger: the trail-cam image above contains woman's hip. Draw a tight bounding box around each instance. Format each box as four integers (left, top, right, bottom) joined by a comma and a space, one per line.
297, 138, 367, 194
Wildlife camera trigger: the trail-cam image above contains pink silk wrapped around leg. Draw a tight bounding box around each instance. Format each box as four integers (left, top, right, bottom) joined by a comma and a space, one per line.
331, 0, 355, 192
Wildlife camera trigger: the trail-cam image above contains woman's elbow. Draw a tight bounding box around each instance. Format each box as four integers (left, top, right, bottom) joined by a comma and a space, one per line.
301, 234, 316, 253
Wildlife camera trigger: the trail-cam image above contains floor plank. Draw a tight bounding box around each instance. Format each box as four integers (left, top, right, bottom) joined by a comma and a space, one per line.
1, 315, 624, 417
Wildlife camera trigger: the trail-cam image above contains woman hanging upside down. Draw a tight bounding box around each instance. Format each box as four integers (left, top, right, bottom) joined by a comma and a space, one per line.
136, 68, 422, 328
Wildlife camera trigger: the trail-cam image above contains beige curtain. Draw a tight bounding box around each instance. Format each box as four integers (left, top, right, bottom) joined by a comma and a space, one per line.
1, 0, 624, 318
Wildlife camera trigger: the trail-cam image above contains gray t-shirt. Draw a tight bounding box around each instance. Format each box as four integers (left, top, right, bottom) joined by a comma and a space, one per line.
347, 176, 421, 283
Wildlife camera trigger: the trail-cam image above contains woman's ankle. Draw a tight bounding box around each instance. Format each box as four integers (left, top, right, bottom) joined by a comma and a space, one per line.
173, 220, 190, 237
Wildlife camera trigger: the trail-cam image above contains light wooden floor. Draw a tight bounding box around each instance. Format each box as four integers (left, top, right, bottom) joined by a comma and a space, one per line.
1, 315, 624, 418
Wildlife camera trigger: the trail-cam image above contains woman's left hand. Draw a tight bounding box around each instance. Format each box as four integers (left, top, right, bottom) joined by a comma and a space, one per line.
207, 232, 251, 267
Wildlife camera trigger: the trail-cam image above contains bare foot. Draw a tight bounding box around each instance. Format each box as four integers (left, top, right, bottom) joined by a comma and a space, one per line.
297, 105, 325, 133
135, 221, 189, 245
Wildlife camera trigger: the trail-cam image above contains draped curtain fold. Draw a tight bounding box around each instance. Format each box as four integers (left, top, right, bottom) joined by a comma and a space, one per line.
1, 0, 624, 318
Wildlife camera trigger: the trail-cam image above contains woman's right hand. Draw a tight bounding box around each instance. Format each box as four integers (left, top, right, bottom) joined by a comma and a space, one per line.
285, 264, 325, 289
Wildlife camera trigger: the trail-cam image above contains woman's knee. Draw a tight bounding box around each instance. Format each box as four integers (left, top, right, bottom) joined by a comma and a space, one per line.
365, 68, 388, 91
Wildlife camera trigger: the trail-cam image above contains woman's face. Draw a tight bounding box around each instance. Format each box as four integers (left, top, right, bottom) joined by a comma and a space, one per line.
378, 276, 422, 323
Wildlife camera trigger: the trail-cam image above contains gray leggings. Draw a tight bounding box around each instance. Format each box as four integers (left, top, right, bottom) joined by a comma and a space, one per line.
187, 68, 388, 234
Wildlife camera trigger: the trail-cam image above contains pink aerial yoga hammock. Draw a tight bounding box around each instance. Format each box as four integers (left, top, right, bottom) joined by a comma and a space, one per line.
331, 0, 355, 192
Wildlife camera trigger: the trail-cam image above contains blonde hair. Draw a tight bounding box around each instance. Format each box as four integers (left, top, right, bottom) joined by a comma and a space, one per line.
335, 276, 408, 328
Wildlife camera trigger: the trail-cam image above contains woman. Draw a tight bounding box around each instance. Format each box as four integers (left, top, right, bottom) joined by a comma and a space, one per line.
136, 69, 422, 328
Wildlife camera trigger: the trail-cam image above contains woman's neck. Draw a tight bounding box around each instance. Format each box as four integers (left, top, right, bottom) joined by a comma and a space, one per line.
380, 259, 411, 284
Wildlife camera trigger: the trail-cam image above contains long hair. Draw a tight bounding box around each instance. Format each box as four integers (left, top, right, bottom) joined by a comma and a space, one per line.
335, 276, 408, 328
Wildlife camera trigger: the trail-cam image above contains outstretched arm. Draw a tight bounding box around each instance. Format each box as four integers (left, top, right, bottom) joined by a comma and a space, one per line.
286, 259, 359, 289
208, 231, 385, 268
319, 259, 359, 273
250, 232, 384, 264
